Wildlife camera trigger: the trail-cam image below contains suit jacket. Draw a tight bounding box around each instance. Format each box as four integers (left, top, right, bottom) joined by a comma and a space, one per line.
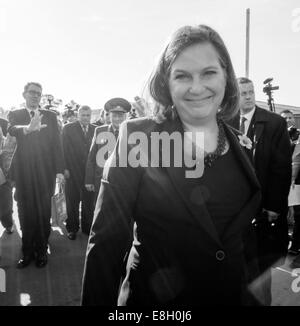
85, 124, 119, 188
0, 118, 8, 137
8, 108, 64, 197
82, 117, 261, 306
62, 121, 96, 188
246, 106, 292, 214
230, 106, 292, 270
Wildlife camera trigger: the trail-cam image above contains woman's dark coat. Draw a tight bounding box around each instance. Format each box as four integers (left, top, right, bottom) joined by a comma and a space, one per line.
82, 117, 261, 306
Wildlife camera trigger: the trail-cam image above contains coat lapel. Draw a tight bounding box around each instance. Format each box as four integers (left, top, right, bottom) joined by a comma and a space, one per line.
108, 124, 114, 134
75, 121, 86, 143
87, 124, 95, 141
224, 123, 260, 191
160, 118, 261, 248
108, 124, 119, 139
22, 108, 31, 124
222, 123, 261, 238
161, 118, 223, 247
247, 107, 267, 164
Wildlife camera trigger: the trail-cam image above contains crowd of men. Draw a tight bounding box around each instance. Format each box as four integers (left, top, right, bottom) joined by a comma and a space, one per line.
0, 79, 300, 306
0, 82, 143, 269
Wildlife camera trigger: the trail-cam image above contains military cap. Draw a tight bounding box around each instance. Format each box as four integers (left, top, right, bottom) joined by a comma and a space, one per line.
104, 98, 131, 113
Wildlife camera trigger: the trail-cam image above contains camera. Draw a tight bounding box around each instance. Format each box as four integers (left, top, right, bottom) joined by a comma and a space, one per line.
262, 77, 279, 112
262, 78, 279, 95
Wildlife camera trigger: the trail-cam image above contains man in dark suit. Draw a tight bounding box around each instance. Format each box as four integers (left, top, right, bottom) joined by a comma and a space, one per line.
0, 117, 8, 137
85, 98, 131, 199
62, 105, 96, 240
280, 110, 300, 149
0, 117, 14, 234
8, 82, 64, 268
236, 77, 292, 305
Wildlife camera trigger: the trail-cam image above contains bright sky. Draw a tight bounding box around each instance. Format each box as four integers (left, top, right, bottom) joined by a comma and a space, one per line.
0, 0, 300, 110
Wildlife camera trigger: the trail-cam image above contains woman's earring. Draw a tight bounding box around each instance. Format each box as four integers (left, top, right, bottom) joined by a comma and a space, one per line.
171, 105, 178, 120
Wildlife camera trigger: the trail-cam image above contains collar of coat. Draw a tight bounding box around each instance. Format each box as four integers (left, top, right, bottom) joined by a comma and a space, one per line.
154, 116, 261, 247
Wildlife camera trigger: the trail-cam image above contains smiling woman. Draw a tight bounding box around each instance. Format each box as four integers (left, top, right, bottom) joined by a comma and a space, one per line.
168, 42, 227, 125
82, 25, 262, 306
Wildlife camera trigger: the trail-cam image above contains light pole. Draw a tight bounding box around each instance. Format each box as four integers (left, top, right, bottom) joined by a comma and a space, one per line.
245, 8, 250, 78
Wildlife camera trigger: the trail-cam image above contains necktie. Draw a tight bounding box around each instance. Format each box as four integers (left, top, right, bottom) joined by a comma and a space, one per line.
83, 126, 88, 137
240, 116, 247, 135
30, 111, 35, 118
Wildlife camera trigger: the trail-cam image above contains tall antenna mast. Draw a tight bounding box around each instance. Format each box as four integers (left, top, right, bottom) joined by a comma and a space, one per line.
245, 8, 250, 78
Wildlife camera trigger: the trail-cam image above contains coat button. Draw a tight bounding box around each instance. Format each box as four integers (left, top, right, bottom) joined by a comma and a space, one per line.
216, 250, 225, 261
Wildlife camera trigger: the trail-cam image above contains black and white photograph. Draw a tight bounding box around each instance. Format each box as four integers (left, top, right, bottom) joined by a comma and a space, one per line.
1, 0, 300, 309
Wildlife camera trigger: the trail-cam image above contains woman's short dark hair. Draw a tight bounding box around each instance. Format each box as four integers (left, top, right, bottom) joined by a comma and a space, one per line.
148, 25, 239, 122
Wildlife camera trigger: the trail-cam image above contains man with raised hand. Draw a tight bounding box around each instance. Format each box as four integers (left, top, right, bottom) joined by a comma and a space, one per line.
8, 82, 64, 269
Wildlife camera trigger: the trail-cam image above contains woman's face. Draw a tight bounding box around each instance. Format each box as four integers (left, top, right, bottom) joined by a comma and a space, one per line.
168, 42, 226, 125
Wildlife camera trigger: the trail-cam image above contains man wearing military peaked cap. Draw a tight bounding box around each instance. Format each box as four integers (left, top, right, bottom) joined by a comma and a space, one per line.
104, 97, 131, 113
85, 97, 130, 208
